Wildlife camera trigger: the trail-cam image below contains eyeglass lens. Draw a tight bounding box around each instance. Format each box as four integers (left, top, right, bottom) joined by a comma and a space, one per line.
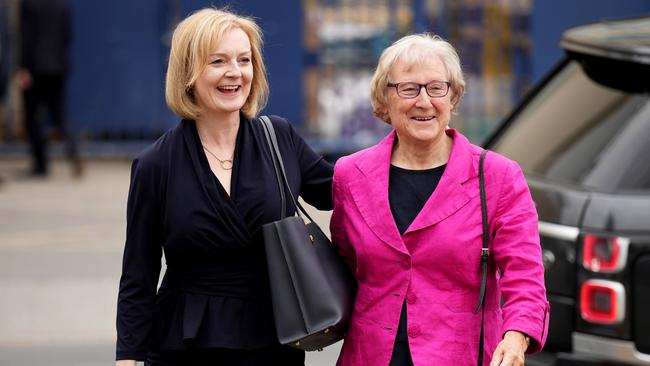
398, 81, 448, 98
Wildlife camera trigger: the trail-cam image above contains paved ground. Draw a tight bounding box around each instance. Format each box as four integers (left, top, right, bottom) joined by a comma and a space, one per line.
0, 159, 340, 365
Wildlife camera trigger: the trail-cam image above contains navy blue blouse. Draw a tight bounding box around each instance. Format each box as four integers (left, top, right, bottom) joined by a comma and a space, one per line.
116, 115, 333, 361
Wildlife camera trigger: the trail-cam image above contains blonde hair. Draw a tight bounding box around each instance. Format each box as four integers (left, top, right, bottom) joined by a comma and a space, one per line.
165, 7, 269, 120
370, 33, 465, 123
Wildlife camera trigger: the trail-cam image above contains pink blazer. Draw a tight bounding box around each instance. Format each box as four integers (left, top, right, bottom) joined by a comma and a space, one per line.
331, 129, 549, 365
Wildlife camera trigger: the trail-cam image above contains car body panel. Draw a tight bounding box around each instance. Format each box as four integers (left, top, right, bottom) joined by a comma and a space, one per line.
484, 15, 650, 366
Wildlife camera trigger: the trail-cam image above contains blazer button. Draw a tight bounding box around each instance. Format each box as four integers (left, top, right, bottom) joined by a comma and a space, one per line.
401, 258, 411, 270
407, 325, 420, 338
406, 294, 417, 304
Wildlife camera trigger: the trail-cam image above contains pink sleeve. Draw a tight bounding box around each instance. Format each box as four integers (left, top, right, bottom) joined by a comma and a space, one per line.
491, 160, 550, 354
330, 163, 357, 273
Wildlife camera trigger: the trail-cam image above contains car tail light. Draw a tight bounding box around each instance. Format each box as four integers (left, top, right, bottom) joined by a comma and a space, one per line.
582, 234, 629, 273
580, 279, 625, 324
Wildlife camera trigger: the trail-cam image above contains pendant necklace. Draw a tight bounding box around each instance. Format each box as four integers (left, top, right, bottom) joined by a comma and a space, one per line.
202, 145, 234, 170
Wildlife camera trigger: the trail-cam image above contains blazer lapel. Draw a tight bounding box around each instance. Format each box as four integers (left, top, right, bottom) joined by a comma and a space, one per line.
347, 131, 408, 255
405, 129, 479, 234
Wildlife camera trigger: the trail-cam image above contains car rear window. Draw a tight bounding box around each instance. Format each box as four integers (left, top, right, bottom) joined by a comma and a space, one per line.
491, 61, 650, 192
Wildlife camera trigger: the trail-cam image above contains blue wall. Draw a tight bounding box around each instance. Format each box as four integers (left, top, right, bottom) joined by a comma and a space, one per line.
65, 1, 650, 138
67, 0, 301, 138
68, 0, 171, 137
531, 1, 650, 82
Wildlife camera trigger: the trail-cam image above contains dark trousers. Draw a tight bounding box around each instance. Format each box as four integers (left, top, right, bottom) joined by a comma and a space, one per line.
145, 344, 305, 366
23, 72, 77, 174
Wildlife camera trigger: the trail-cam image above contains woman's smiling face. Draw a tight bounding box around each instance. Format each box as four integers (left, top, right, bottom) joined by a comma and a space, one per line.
382, 56, 454, 147
193, 27, 253, 119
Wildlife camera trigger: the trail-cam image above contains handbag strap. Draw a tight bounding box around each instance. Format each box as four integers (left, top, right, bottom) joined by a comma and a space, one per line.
260, 116, 287, 216
475, 149, 489, 366
259, 116, 319, 227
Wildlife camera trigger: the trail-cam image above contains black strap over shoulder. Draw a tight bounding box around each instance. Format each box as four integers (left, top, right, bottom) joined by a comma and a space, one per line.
258, 115, 320, 227
260, 116, 287, 216
476, 149, 489, 366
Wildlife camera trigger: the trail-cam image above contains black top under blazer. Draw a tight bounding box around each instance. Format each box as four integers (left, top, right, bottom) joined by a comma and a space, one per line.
116, 115, 333, 361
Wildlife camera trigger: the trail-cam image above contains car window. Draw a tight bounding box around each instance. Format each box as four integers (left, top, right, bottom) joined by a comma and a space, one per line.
492, 61, 650, 192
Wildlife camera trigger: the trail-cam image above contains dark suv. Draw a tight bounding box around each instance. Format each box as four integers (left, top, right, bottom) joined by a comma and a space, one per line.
484, 17, 650, 365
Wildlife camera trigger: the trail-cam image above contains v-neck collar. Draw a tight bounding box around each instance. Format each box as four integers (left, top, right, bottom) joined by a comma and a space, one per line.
181, 117, 252, 244
190, 117, 244, 201
347, 129, 479, 254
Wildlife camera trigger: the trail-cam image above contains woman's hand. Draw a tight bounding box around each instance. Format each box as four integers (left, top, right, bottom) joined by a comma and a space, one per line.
489, 330, 529, 366
116, 360, 137, 366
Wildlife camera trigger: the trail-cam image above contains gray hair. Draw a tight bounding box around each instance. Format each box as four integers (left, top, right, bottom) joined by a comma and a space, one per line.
370, 33, 465, 123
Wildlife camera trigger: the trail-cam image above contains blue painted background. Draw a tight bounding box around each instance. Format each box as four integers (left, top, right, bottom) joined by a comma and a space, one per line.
531, 1, 650, 82
65, 1, 650, 139
67, 0, 301, 138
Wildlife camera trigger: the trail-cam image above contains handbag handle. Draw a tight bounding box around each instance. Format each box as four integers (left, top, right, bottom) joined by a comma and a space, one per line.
259, 116, 320, 227
261, 116, 287, 216
475, 149, 489, 365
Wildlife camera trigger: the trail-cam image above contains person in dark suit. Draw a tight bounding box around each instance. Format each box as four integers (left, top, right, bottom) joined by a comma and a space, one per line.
18, 0, 81, 177
115, 8, 333, 366
0, 0, 10, 104
1, 0, 10, 183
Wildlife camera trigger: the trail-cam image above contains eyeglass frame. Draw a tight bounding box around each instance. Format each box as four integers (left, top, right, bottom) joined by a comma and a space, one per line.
386, 80, 451, 99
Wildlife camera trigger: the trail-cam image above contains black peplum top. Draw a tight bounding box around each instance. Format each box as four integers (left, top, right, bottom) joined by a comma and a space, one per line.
116, 115, 333, 361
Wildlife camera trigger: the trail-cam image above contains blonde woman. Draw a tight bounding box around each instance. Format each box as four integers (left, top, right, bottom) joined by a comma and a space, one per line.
115, 8, 333, 366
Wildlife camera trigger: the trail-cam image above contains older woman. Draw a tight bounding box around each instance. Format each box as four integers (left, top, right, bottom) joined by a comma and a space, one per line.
115, 8, 332, 366
330, 34, 549, 366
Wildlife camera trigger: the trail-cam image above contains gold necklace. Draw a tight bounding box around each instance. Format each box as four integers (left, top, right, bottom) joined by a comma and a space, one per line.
202, 145, 234, 170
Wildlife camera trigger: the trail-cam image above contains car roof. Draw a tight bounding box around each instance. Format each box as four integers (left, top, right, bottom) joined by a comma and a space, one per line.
561, 16, 650, 65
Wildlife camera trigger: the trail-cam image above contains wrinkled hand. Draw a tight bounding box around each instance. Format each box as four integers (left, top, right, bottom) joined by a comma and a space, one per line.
115, 360, 136, 366
489, 330, 528, 366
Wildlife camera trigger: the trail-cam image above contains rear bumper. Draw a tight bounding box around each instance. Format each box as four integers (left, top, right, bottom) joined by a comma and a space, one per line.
573, 333, 650, 365
528, 333, 650, 366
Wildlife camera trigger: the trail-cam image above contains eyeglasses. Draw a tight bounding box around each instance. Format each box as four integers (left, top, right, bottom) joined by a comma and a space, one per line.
386, 80, 451, 99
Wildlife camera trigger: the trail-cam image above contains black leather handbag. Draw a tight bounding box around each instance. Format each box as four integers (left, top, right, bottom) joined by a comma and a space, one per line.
259, 116, 356, 351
